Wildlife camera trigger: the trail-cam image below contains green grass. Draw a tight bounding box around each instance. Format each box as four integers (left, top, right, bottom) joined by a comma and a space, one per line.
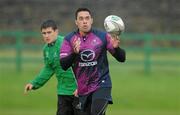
0, 65, 57, 115
0, 50, 180, 115
0, 63, 179, 115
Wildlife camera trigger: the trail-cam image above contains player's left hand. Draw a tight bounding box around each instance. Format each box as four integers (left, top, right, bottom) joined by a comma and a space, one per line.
110, 34, 120, 48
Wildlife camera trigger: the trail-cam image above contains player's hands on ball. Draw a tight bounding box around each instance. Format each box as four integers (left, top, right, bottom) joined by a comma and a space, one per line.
24, 83, 33, 94
110, 34, 120, 48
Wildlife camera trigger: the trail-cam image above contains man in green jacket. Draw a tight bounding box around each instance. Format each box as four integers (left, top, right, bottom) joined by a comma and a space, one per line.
24, 20, 78, 115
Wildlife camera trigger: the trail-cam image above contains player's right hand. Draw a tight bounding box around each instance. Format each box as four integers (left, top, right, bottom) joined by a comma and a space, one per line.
24, 83, 33, 94
73, 89, 78, 97
73, 37, 81, 54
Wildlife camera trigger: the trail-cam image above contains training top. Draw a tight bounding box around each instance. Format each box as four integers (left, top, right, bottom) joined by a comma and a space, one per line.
60, 29, 125, 96
30, 35, 77, 95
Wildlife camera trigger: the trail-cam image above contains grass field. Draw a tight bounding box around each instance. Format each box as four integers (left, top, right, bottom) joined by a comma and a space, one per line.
0, 51, 180, 115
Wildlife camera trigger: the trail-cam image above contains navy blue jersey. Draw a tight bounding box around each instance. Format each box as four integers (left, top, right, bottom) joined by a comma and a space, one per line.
60, 29, 125, 95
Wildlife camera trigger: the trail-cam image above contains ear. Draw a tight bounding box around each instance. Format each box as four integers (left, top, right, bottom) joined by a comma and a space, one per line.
91, 18, 93, 24
55, 29, 58, 34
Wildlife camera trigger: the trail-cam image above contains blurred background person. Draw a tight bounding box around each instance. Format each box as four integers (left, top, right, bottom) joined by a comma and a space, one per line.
24, 19, 78, 115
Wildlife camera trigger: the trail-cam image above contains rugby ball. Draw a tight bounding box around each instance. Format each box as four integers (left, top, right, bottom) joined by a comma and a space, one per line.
104, 15, 125, 35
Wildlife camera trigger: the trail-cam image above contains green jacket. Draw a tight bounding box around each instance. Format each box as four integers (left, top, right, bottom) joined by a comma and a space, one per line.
30, 35, 77, 95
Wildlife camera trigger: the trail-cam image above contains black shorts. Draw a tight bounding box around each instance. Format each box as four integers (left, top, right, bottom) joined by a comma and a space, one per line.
78, 87, 113, 114
56, 95, 79, 115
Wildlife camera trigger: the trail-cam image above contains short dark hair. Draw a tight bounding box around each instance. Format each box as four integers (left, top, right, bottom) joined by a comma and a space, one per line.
40, 19, 57, 31
75, 7, 92, 19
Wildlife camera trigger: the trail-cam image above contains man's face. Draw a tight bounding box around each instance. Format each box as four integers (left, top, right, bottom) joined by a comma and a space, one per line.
41, 27, 58, 44
75, 11, 93, 34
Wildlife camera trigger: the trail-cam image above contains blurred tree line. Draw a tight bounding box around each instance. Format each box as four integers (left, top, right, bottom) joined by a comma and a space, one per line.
0, 0, 180, 33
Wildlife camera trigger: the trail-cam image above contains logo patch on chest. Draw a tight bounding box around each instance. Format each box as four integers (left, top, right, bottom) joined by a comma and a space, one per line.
79, 49, 97, 67
80, 50, 95, 61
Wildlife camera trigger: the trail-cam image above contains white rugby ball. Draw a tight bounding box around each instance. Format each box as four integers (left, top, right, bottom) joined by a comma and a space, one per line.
104, 15, 125, 35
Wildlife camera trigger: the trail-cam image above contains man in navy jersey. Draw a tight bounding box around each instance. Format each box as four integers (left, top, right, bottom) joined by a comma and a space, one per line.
60, 8, 126, 115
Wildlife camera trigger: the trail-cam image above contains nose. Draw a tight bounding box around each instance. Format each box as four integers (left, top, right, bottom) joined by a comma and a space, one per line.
83, 19, 87, 24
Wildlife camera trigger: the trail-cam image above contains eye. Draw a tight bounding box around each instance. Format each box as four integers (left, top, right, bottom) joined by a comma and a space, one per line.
47, 31, 52, 34
85, 16, 90, 20
79, 17, 83, 21
42, 32, 46, 35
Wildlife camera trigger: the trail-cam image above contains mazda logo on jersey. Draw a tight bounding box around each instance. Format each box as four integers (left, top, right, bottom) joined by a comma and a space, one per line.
80, 49, 95, 62
79, 50, 97, 67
